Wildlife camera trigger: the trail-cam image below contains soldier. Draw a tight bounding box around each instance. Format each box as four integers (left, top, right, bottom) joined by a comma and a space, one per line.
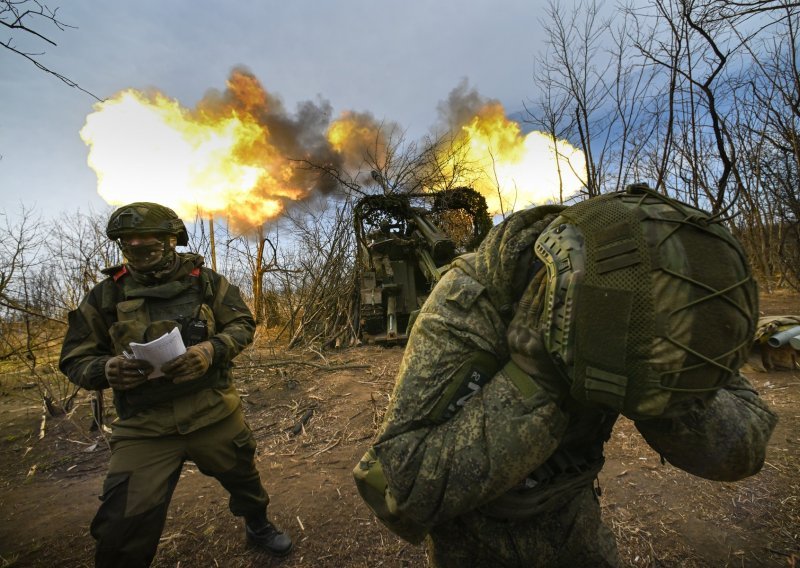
354, 184, 778, 567
60, 202, 292, 567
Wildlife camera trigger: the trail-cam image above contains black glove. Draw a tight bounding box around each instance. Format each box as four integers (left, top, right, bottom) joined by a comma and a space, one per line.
162, 341, 214, 384
105, 355, 153, 391
506, 272, 569, 403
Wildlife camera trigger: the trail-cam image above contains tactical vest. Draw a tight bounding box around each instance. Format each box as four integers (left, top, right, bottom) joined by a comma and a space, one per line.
101, 265, 229, 419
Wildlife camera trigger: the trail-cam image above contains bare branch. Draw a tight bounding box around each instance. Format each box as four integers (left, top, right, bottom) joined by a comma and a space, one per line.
1, 0, 102, 101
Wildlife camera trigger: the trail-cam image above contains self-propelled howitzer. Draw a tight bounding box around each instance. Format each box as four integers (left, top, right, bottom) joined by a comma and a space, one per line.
353, 188, 491, 345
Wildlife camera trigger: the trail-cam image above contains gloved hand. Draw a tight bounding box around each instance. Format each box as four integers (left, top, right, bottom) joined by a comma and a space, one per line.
162, 341, 214, 384
105, 355, 153, 391
506, 271, 569, 403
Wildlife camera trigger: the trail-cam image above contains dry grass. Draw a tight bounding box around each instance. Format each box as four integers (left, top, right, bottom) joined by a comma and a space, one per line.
0, 339, 798, 567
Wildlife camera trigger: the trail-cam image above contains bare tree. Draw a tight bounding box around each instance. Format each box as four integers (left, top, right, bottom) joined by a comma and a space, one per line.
524, 0, 800, 289
47, 208, 118, 312
535, 0, 617, 196
525, 71, 581, 205
1, 0, 100, 100
730, 4, 800, 288
270, 197, 356, 348
0, 205, 44, 319
0, 205, 83, 415
247, 227, 279, 326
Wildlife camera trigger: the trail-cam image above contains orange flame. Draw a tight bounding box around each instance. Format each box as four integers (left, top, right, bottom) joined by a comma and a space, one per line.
441, 102, 585, 214
326, 110, 389, 175
325, 99, 585, 214
82, 70, 585, 231
80, 71, 321, 229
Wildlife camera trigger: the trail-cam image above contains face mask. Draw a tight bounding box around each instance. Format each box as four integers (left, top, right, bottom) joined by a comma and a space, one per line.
120, 238, 168, 272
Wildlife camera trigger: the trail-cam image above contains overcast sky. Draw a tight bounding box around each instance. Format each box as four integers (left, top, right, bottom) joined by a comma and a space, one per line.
1, 0, 552, 221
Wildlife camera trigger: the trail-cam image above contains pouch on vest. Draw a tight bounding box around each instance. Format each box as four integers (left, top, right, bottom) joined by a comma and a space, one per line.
352, 448, 429, 544
109, 298, 148, 354
145, 320, 182, 342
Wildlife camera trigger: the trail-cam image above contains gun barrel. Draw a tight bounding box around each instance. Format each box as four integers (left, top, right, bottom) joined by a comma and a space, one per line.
767, 325, 800, 348
410, 213, 456, 265
417, 249, 444, 283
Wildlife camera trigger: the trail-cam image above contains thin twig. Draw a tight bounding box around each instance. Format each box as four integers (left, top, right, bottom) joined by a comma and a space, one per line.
246, 360, 370, 371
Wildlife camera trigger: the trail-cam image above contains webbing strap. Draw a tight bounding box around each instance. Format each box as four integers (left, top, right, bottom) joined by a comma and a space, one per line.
478, 451, 605, 520
584, 366, 628, 410
502, 360, 540, 399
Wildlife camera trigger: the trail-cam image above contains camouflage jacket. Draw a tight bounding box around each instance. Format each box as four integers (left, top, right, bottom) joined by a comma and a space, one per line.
59, 253, 255, 427
371, 206, 777, 533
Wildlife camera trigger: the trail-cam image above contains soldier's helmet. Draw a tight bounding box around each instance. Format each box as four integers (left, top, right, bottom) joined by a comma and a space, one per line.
534, 183, 757, 419
106, 202, 189, 246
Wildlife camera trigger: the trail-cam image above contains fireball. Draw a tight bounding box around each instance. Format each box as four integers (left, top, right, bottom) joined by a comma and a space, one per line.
444, 102, 585, 214
81, 71, 586, 230
80, 73, 310, 229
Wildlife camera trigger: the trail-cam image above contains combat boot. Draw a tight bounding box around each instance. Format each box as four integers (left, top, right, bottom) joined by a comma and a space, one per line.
245, 515, 293, 556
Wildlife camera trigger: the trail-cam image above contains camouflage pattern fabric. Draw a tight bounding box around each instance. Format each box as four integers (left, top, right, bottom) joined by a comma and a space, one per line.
91, 407, 268, 568
427, 486, 618, 568
635, 373, 777, 481
366, 204, 777, 567
60, 253, 256, 426
375, 264, 570, 528
106, 201, 189, 245
755, 315, 800, 343
472, 205, 564, 320
60, 251, 269, 566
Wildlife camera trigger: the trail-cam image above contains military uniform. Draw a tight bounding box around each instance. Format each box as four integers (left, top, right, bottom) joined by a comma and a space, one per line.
60, 252, 269, 567
355, 188, 778, 567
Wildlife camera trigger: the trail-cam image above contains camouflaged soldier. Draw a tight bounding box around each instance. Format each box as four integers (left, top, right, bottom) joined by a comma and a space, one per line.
60, 202, 292, 567
354, 184, 778, 567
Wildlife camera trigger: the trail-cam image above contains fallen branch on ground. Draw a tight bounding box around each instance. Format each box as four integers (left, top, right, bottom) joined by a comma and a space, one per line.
245, 360, 370, 371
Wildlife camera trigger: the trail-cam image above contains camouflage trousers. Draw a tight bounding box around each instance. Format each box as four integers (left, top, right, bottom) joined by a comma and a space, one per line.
91, 408, 269, 568
426, 485, 619, 568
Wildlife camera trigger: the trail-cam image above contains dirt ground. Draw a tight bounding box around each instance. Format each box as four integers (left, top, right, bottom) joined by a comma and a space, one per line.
0, 291, 798, 568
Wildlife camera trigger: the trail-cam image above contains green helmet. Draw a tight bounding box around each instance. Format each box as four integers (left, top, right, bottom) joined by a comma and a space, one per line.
106, 202, 188, 246
535, 183, 757, 418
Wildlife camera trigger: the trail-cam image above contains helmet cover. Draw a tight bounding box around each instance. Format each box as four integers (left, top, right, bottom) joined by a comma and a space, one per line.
106, 202, 189, 246
534, 184, 757, 418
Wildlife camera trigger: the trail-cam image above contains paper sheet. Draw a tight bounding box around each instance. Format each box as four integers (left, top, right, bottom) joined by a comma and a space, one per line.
128, 327, 186, 379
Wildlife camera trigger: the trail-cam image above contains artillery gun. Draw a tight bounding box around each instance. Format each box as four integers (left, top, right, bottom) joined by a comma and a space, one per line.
353, 187, 491, 345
